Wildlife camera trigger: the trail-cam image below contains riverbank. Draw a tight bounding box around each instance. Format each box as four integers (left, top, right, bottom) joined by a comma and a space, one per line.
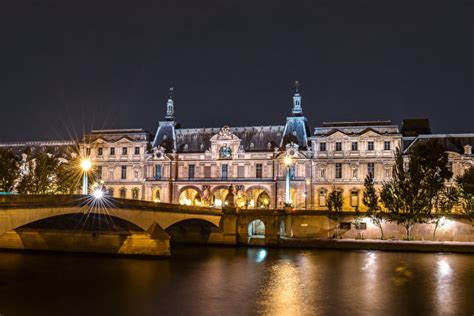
277, 237, 474, 253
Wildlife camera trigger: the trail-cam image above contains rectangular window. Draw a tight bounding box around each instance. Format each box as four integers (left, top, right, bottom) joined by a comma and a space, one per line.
256, 163, 263, 178
134, 147, 140, 155
335, 142, 342, 151
351, 191, 359, 207
319, 142, 326, 152
351, 142, 358, 151
86, 148, 91, 156
221, 164, 228, 180
238, 165, 245, 178
121, 166, 127, 180
122, 147, 128, 155
368, 163, 375, 177
319, 190, 326, 207
335, 163, 342, 179
97, 166, 102, 179
110, 147, 115, 156
368, 141, 374, 151
384, 141, 391, 150
340, 222, 351, 230
97, 148, 103, 156
188, 164, 195, 179
204, 166, 211, 179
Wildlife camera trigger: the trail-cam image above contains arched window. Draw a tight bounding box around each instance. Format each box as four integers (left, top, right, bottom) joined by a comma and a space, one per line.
154, 189, 161, 202
132, 188, 140, 200
119, 188, 126, 199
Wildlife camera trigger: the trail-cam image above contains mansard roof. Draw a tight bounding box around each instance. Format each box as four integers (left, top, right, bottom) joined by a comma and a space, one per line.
314, 121, 400, 136
0, 140, 77, 156
175, 125, 285, 153
281, 116, 311, 149
84, 129, 151, 143
403, 134, 474, 155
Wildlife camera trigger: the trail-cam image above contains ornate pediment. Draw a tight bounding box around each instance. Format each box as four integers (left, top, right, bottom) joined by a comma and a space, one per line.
210, 125, 240, 142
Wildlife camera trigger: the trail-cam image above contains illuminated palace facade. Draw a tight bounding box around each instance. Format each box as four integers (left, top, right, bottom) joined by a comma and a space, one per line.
77, 88, 473, 210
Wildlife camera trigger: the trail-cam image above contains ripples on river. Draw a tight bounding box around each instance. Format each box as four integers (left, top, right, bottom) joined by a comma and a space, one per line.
0, 247, 472, 316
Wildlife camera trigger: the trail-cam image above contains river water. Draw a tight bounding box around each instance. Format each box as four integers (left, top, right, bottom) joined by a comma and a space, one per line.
0, 247, 472, 316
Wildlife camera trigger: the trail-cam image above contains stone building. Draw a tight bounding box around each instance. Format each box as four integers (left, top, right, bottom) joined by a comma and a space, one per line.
1, 87, 473, 211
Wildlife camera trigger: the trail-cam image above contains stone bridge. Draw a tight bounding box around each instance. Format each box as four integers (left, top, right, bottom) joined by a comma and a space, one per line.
0, 195, 287, 255
0, 195, 471, 256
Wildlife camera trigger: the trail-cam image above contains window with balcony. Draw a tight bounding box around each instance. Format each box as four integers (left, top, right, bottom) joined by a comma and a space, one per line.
155, 165, 161, 179
256, 164, 262, 178
367, 141, 374, 151
122, 147, 128, 155
368, 163, 375, 177
351, 142, 358, 151
221, 164, 228, 180
319, 142, 326, 152
335, 142, 342, 151
121, 166, 127, 179
188, 164, 195, 179
335, 163, 342, 179
384, 141, 391, 150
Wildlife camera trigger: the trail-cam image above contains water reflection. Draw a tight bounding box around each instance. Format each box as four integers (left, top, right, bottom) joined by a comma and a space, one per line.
0, 249, 472, 315
259, 259, 305, 316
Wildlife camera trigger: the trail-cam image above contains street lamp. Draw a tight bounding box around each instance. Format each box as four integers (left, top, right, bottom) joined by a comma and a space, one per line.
81, 158, 92, 195
284, 156, 293, 205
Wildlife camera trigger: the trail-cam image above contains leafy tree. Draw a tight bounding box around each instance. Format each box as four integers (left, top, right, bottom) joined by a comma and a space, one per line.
327, 187, 343, 238
362, 174, 384, 239
431, 186, 458, 240
380, 141, 452, 240
0, 149, 20, 192
56, 155, 83, 194
456, 166, 474, 221
16, 153, 59, 194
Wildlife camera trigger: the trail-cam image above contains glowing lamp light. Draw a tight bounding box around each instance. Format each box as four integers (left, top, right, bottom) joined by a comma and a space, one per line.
153, 198, 160, 203
92, 189, 104, 199
214, 199, 222, 207
81, 159, 92, 171
284, 156, 293, 166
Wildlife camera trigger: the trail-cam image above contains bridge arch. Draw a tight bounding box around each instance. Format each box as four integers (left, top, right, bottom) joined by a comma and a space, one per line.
0, 207, 152, 236
248, 219, 265, 237
165, 218, 221, 244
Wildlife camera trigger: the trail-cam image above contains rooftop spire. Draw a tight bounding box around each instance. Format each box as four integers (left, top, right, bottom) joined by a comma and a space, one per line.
165, 86, 175, 120
292, 80, 302, 115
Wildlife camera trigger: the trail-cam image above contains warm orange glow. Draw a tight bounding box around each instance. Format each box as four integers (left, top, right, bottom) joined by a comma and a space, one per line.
81, 159, 92, 171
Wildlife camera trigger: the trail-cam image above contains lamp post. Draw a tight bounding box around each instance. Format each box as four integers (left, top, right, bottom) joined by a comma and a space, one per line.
81, 158, 92, 195
284, 156, 293, 205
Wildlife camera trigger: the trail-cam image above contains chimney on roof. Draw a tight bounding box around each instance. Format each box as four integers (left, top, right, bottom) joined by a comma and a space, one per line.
401, 119, 431, 137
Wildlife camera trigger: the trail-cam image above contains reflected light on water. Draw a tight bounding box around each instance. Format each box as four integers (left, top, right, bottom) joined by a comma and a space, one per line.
437, 259, 451, 278
259, 260, 305, 316
256, 249, 267, 263
435, 258, 453, 315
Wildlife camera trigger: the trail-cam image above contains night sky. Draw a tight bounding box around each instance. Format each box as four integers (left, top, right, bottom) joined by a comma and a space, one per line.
0, 0, 472, 142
